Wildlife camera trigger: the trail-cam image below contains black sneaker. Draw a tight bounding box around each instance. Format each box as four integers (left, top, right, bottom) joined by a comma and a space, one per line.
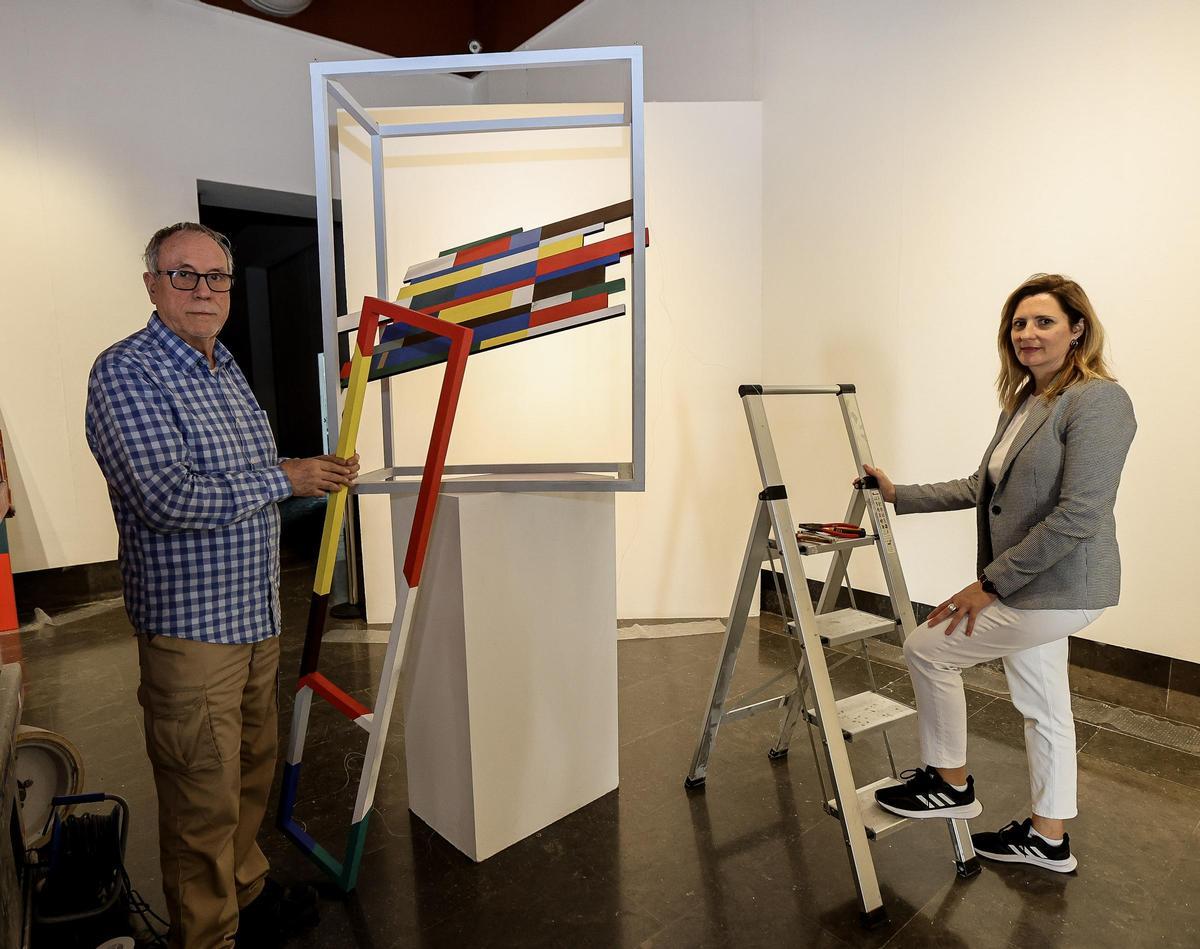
971, 818, 1078, 872
874, 766, 983, 820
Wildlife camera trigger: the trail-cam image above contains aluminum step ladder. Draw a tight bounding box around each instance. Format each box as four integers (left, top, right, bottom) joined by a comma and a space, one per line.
684, 383, 979, 928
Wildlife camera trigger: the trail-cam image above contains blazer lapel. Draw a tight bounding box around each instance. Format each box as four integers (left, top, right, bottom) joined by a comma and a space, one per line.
994, 397, 1053, 487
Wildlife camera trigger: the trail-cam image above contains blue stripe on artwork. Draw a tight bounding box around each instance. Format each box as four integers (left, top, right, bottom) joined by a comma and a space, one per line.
280, 762, 301, 814
538, 254, 621, 285
432, 261, 538, 306
508, 228, 542, 251
375, 338, 450, 371
379, 320, 454, 345
374, 352, 448, 376
409, 283, 458, 310
424, 250, 623, 313
472, 311, 531, 346
379, 322, 418, 344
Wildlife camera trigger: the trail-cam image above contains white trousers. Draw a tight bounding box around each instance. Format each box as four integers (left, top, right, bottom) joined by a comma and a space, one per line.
903, 601, 1103, 820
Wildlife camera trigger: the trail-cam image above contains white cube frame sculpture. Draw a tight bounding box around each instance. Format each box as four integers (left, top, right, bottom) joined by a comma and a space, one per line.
310, 47, 647, 492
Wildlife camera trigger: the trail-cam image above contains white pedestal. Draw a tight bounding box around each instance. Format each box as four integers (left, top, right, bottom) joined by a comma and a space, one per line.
395, 490, 618, 862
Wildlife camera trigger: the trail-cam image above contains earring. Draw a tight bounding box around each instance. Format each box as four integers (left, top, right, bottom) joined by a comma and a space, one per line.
1070, 338, 1080, 349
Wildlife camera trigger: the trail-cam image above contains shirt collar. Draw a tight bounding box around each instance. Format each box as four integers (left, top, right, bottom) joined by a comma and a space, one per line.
147, 312, 234, 372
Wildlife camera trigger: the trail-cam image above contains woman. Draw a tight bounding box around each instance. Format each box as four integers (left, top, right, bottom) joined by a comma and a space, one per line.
867, 273, 1136, 873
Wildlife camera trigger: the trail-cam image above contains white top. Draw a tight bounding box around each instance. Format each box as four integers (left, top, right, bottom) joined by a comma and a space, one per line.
987, 399, 1032, 484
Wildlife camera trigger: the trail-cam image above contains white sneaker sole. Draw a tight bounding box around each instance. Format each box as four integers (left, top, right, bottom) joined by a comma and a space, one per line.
876, 798, 983, 820
973, 847, 1078, 873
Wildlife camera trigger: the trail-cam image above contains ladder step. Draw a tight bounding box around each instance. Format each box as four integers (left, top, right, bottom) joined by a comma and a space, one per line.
786, 609, 896, 647
826, 777, 910, 840
804, 691, 915, 740
764, 535, 876, 559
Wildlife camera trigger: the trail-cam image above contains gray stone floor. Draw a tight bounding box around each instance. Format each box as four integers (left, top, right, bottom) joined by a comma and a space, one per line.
8, 563, 1200, 947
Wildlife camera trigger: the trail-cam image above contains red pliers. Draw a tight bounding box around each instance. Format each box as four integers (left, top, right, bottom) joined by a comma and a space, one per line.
797, 522, 867, 540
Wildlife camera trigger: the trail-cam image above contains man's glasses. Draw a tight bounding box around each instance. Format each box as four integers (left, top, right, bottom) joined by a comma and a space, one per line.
157, 270, 235, 293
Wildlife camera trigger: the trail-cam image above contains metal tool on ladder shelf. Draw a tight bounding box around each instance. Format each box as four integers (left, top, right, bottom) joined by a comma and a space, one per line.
683, 383, 979, 928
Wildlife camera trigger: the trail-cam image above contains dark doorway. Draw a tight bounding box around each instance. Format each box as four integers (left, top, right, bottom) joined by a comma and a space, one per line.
197, 181, 346, 461
196, 182, 362, 603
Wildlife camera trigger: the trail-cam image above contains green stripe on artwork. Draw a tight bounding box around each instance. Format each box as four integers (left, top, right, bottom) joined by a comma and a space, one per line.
572, 278, 625, 301
439, 228, 522, 256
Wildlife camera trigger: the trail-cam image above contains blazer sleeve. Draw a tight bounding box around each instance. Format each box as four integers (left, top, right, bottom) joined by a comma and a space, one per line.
894, 471, 979, 514
984, 382, 1136, 596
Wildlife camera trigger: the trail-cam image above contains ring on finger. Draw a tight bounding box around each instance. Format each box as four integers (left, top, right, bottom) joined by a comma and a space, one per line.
946, 603, 960, 614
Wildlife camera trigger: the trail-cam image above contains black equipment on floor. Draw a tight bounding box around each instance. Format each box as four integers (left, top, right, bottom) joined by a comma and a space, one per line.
30, 792, 166, 949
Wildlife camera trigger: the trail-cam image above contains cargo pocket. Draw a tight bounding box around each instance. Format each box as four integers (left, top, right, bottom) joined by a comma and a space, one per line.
137, 683, 222, 773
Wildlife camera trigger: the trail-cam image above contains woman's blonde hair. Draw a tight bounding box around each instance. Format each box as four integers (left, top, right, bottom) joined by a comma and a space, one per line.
996, 273, 1115, 413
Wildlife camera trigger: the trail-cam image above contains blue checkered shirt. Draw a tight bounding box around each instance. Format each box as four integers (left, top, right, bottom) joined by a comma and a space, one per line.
85, 313, 293, 643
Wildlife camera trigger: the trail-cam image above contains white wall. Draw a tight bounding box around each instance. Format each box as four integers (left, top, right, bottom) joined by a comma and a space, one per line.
485, 0, 759, 103
5, 0, 1195, 663
0, 0, 468, 572
339, 101, 763, 621
757, 0, 1200, 663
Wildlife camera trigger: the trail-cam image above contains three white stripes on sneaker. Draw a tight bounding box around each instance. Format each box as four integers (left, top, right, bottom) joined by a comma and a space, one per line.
916, 793, 958, 807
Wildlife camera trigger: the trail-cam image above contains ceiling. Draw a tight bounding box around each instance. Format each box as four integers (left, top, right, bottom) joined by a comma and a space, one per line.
199, 0, 587, 59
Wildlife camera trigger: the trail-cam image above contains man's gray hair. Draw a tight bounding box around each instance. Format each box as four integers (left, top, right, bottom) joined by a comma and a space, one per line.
143, 222, 234, 273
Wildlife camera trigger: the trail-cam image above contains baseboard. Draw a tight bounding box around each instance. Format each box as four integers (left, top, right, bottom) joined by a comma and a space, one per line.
12, 560, 123, 621
760, 568, 1200, 729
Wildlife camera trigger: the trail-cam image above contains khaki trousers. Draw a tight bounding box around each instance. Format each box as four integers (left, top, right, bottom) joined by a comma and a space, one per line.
137, 633, 280, 949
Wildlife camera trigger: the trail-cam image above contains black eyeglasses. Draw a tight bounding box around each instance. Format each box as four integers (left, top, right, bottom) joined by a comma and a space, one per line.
157, 269, 235, 292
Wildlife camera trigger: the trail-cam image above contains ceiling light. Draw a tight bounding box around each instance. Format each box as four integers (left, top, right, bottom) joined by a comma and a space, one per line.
243, 0, 314, 16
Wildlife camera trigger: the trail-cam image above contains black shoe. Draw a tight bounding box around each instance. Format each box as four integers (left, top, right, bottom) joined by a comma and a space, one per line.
971, 818, 1078, 873
874, 766, 983, 820
237, 878, 320, 946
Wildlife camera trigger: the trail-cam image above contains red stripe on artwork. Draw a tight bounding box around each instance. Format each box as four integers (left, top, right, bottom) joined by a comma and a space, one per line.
528, 294, 609, 328
454, 234, 513, 266
534, 229, 645, 277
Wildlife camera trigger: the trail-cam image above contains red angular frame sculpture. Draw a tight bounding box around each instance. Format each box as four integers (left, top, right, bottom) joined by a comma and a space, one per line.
278, 296, 472, 890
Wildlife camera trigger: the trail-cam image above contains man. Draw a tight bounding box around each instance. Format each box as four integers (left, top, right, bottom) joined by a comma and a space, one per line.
86, 222, 357, 948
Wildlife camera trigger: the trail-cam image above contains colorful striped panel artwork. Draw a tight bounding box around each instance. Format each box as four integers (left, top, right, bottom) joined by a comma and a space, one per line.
339, 200, 646, 384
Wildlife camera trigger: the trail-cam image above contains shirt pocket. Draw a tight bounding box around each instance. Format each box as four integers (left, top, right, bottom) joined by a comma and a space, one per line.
179, 402, 242, 471
239, 405, 279, 467
137, 683, 223, 773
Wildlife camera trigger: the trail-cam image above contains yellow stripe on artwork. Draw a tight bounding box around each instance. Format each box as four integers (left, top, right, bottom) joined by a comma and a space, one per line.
394, 261, 486, 300
536, 234, 584, 259
395, 233, 584, 302
439, 289, 518, 325
480, 328, 528, 350
313, 346, 372, 596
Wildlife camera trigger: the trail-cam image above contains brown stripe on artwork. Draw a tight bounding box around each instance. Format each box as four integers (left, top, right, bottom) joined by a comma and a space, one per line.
539, 199, 634, 240
532, 266, 606, 302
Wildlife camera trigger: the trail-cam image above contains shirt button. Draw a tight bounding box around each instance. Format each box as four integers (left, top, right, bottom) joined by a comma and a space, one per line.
991, 505, 1001, 515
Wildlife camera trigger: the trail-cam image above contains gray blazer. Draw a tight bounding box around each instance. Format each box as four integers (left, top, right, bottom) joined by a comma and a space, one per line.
894, 379, 1136, 610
